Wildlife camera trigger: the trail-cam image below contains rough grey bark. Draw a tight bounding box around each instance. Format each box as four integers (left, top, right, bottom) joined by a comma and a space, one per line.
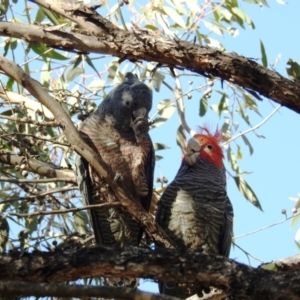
0, 281, 180, 300
259, 254, 300, 272
0, 247, 300, 300
1, 1, 300, 113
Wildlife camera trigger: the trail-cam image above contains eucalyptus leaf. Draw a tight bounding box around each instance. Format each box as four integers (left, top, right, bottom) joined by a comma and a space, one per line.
234, 176, 263, 210
163, 5, 186, 28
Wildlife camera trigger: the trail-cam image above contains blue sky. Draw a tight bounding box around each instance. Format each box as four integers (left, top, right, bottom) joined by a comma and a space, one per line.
1, 0, 300, 294
141, 0, 300, 293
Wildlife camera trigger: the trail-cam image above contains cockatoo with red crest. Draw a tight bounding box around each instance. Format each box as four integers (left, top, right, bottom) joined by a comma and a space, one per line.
156, 127, 233, 297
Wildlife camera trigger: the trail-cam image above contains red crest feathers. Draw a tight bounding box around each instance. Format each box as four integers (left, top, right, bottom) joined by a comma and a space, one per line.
197, 124, 224, 144
192, 124, 224, 169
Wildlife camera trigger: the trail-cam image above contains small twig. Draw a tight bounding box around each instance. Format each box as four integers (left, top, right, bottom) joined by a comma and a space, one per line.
0, 132, 70, 147
173, 70, 196, 137
232, 241, 264, 264
0, 176, 75, 184
223, 105, 281, 146
0, 90, 54, 119
152, 72, 196, 137
234, 211, 299, 239
0, 149, 76, 183
9, 202, 122, 218
149, 72, 208, 133
19, 48, 53, 67
0, 186, 77, 204
0, 114, 60, 126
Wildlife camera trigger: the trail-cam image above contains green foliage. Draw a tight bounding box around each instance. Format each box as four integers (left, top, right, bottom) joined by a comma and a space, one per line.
153, 143, 170, 151
260, 262, 278, 271
151, 99, 176, 129
242, 135, 254, 155
233, 176, 263, 211
291, 212, 300, 228
176, 125, 187, 153
286, 59, 300, 82
0, 0, 283, 290
228, 146, 262, 209
199, 96, 208, 117
153, 143, 170, 161
30, 42, 68, 60
150, 71, 165, 92
66, 67, 84, 83
260, 40, 268, 67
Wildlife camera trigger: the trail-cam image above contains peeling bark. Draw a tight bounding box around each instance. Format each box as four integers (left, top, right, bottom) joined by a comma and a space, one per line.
0, 247, 299, 300
0, 2, 300, 113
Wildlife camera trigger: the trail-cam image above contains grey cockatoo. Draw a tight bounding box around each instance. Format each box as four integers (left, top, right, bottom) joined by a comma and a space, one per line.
156, 128, 233, 297
75, 72, 154, 287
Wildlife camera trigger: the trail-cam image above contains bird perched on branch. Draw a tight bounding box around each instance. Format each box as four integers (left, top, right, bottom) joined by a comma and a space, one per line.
75, 72, 154, 287
156, 127, 233, 298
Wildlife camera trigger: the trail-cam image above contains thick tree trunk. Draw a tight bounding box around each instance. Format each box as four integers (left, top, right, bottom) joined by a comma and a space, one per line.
0, 247, 299, 300
0, 281, 179, 300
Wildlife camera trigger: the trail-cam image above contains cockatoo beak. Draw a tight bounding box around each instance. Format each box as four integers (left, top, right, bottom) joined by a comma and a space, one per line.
185, 137, 201, 165
132, 107, 147, 119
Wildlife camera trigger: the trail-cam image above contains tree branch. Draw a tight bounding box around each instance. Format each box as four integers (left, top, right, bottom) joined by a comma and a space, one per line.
0, 281, 180, 300
0, 149, 76, 183
0, 177, 74, 184
223, 105, 282, 146
234, 211, 300, 240
0, 247, 300, 300
173, 70, 196, 137
9, 202, 122, 217
0, 114, 60, 126
1, 9, 300, 113
0, 186, 76, 204
260, 255, 300, 272
0, 55, 174, 249
0, 89, 54, 119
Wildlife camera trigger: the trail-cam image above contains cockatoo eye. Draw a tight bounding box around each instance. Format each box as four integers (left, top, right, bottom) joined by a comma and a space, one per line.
207, 144, 212, 150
